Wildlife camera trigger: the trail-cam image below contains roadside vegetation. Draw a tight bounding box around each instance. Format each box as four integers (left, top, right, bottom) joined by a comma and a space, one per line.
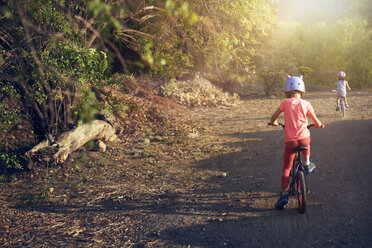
0, 0, 371, 174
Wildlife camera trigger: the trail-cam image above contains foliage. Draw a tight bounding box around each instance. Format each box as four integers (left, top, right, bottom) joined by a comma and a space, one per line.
345, 34, 372, 88
298, 66, 314, 77
0, 0, 109, 139
1, 0, 370, 145
262, 16, 372, 89
352, 0, 372, 29
0, 0, 278, 150
256, 53, 298, 96
193, 0, 276, 84
0, 83, 21, 137
135, 0, 198, 77
255, 27, 299, 95
144, 0, 276, 84
41, 41, 108, 85
2, 0, 371, 176
0, 148, 25, 174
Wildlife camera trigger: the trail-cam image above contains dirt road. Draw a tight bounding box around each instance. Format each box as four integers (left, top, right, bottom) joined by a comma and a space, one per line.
180, 91, 372, 248
1, 91, 371, 247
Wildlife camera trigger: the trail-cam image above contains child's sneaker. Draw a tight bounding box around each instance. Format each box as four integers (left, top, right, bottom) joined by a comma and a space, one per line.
345, 104, 349, 108
304, 162, 316, 174
336, 106, 340, 111
275, 193, 289, 209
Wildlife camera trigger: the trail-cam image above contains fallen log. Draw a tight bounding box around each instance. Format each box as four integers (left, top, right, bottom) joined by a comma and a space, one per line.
26, 120, 118, 167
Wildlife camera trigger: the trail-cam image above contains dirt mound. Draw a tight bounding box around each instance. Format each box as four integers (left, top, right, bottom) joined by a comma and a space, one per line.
160, 74, 241, 107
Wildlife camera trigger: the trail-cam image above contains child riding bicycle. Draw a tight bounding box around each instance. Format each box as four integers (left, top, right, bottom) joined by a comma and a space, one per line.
334, 71, 351, 110
268, 75, 324, 209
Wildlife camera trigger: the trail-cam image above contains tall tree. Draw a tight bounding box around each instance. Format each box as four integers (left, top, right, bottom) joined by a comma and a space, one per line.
0, 0, 166, 139
0, 0, 277, 142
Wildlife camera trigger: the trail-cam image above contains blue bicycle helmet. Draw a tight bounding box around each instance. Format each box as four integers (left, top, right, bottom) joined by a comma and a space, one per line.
285, 75, 305, 93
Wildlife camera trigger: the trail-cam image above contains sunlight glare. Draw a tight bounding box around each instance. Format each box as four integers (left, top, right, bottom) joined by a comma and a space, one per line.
276, 0, 348, 23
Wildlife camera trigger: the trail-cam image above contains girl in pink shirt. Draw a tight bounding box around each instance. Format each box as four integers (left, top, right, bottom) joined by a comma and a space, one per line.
268, 75, 324, 209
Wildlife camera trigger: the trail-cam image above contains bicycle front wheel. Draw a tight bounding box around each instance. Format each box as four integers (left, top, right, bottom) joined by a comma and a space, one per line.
296, 171, 307, 213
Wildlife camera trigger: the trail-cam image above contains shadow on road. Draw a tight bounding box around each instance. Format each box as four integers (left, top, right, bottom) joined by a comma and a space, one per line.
9, 119, 372, 248
159, 118, 372, 247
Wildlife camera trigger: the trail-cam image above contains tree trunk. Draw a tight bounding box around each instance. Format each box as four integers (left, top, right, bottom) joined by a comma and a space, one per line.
26, 120, 118, 167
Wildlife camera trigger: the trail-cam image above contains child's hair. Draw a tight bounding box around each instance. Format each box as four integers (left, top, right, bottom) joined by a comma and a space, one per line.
338, 76, 346, 81
285, 90, 304, 98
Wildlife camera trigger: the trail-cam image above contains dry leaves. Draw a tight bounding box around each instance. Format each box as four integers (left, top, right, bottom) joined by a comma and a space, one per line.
161, 74, 241, 107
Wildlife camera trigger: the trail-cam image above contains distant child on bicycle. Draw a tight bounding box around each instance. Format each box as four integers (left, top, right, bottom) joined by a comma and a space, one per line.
334, 71, 351, 110
268, 75, 324, 209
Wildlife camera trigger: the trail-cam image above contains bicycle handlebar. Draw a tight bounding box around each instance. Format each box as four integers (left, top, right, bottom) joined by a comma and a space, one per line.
277, 122, 315, 129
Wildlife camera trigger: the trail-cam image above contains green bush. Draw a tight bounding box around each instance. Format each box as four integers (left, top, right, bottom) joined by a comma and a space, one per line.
0, 148, 25, 174
0, 83, 21, 138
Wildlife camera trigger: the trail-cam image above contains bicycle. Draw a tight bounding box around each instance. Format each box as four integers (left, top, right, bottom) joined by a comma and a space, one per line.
332, 89, 347, 117
278, 122, 315, 214
338, 97, 347, 117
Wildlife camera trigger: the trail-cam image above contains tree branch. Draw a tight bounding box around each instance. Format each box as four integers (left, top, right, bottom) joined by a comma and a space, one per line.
0, 74, 46, 126
16, 3, 51, 95
75, 15, 128, 72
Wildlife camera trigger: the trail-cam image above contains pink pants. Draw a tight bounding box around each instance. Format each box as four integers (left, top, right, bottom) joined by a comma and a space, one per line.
281, 137, 311, 189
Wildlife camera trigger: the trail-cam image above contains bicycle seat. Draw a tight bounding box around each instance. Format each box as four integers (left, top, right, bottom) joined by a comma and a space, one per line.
293, 146, 308, 152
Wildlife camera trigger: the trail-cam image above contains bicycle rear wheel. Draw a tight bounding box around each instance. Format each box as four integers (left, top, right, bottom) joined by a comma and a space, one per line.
296, 171, 307, 213
340, 99, 346, 117
289, 157, 298, 195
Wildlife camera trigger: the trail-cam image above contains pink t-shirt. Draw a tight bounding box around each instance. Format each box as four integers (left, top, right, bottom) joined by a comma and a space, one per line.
279, 98, 314, 142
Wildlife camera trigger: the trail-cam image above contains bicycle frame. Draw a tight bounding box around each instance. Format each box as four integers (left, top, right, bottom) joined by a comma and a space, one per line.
289, 152, 309, 196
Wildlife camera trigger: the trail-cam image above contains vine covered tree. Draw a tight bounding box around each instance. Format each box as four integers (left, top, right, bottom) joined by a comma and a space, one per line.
0, 0, 164, 139
0, 0, 277, 139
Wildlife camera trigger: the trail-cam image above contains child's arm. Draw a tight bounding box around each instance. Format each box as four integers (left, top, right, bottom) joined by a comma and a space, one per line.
331, 81, 337, 92
308, 111, 324, 128
268, 108, 281, 126
346, 82, 351, 91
